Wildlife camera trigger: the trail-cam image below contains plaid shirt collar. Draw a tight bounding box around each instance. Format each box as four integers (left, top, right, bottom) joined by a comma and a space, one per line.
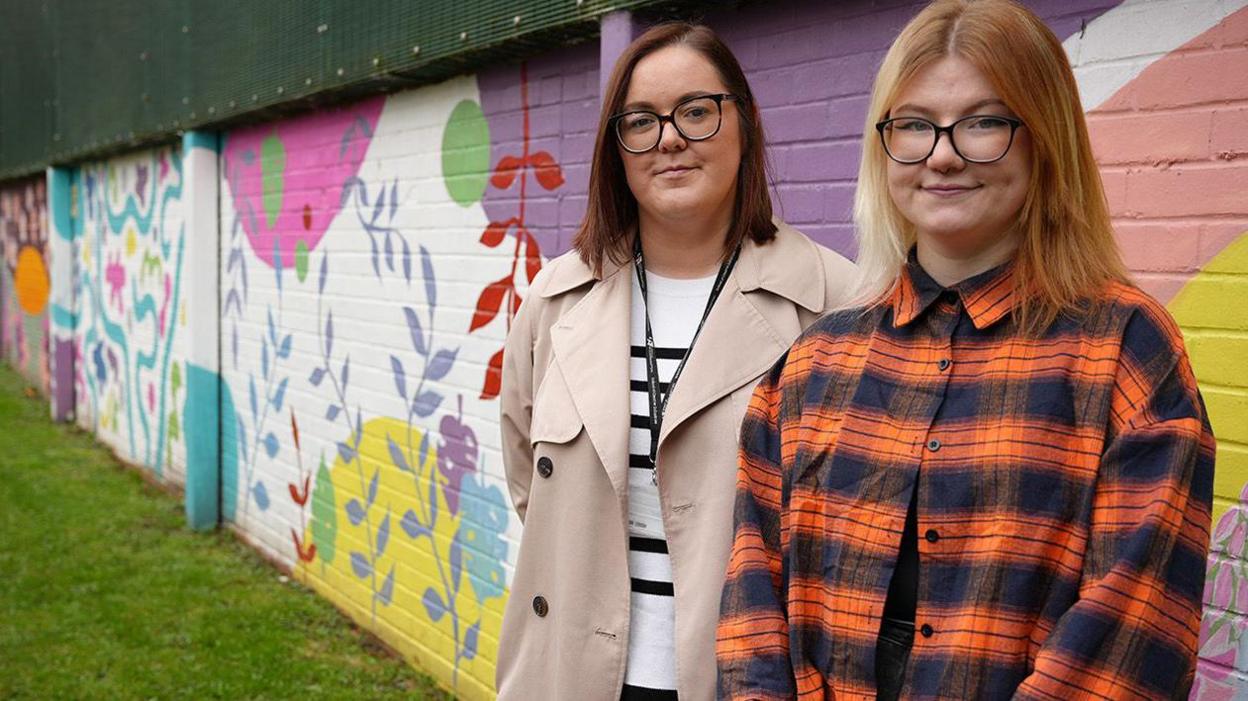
891, 249, 1016, 331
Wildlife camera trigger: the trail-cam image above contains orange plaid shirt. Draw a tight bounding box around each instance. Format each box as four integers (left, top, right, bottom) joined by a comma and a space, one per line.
717, 256, 1215, 700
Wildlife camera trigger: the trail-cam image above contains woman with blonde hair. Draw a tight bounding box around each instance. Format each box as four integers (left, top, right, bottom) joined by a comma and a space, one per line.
717, 1, 1215, 699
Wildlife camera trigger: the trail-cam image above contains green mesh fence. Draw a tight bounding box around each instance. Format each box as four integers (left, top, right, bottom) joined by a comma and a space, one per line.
0, 0, 693, 180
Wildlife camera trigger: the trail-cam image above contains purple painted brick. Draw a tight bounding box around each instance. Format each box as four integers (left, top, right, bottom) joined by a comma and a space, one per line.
790, 52, 882, 103
774, 184, 828, 223
764, 103, 833, 143
776, 141, 862, 183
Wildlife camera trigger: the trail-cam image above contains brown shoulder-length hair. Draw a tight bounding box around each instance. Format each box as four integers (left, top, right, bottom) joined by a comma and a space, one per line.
852, 0, 1129, 334
572, 22, 776, 276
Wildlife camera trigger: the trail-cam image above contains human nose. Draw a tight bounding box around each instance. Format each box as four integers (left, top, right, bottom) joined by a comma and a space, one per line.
926, 129, 964, 172
656, 117, 686, 153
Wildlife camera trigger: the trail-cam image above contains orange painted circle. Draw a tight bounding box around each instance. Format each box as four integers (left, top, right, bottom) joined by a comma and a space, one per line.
14, 245, 49, 316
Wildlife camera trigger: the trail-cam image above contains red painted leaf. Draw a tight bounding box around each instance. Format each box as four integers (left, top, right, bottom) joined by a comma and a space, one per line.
491, 155, 523, 190
288, 482, 309, 506
469, 277, 511, 333
481, 347, 505, 400
480, 218, 513, 248
530, 151, 564, 191
525, 234, 542, 283
302, 204, 312, 230
301, 542, 317, 563
290, 410, 301, 451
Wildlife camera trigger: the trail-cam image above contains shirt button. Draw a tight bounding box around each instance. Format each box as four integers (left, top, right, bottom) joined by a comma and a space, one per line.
920, 624, 934, 638
926, 438, 941, 452
533, 596, 549, 617
937, 358, 951, 371
925, 529, 940, 543
537, 456, 553, 478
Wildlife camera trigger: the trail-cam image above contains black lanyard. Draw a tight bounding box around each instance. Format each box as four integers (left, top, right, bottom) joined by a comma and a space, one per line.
634, 235, 740, 486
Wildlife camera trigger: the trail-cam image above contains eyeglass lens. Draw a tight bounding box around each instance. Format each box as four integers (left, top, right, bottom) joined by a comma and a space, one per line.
883, 115, 1016, 163
617, 96, 723, 152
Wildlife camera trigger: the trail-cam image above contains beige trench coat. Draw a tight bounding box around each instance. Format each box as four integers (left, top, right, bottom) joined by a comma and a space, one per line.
496, 222, 855, 700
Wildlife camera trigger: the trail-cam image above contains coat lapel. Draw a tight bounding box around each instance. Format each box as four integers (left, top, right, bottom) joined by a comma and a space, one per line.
548, 263, 632, 499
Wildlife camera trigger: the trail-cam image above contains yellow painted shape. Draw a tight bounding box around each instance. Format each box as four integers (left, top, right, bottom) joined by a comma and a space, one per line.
297, 416, 507, 701
125, 226, 137, 257
14, 246, 49, 316
1169, 232, 1248, 526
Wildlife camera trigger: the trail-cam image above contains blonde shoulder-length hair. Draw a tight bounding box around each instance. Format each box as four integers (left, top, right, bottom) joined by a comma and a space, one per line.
852, 0, 1128, 333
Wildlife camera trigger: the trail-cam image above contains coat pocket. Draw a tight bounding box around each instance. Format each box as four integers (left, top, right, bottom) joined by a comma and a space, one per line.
529, 360, 584, 446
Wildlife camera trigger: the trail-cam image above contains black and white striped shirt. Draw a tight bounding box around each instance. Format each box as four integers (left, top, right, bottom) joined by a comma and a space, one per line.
624, 269, 715, 700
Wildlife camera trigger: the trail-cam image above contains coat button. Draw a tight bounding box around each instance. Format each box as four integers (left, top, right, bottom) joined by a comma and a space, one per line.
920, 623, 933, 638
532, 596, 549, 617
925, 529, 940, 543
937, 358, 951, 371
536, 456, 553, 478
926, 438, 941, 452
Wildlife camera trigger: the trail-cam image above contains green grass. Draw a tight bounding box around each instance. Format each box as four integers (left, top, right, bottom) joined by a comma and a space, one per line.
0, 364, 452, 700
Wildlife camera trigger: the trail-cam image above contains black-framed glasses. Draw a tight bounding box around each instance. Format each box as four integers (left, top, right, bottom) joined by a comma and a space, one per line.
875, 114, 1024, 164
611, 93, 739, 154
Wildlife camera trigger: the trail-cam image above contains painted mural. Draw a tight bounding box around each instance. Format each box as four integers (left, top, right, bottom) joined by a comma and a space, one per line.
73, 146, 190, 484
215, 69, 580, 697
0, 178, 49, 391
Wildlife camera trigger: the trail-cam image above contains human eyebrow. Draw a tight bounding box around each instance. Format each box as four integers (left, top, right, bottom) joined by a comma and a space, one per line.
621, 90, 719, 112
890, 98, 1010, 117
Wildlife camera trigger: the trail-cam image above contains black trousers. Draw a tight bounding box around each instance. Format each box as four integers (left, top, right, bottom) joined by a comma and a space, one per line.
874, 617, 915, 701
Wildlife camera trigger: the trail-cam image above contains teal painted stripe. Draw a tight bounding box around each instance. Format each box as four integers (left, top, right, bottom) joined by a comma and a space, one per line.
50, 303, 77, 330
183, 130, 220, 153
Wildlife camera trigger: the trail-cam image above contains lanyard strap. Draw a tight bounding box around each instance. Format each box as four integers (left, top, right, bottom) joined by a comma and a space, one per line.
634, 235, 740, 485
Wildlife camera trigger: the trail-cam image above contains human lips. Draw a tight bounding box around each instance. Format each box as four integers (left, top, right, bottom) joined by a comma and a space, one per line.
655, 164, 698, 177
922, 183, 980, 197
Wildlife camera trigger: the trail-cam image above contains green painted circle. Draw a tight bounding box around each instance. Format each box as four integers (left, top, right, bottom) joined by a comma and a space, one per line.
441, 99, 491, 207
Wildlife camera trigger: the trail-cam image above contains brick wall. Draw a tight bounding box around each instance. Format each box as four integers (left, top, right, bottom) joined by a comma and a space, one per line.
0, 177, 49, 392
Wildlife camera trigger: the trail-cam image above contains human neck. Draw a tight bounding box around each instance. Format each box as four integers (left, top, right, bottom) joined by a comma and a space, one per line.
916, 230, 1019, 287
637, 208, 732, 279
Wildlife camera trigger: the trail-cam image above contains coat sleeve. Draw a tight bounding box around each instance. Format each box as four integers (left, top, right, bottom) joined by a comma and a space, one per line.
499, 288, 539, 523
717, 352, 798, 700
1014, 305, 1215, 700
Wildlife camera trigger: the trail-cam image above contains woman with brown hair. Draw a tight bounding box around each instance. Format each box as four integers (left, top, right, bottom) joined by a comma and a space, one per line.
497, 22, 855, 701
718, 1, 1215, 699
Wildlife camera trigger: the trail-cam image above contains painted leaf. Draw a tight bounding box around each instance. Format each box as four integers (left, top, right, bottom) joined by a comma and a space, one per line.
252, 481, 270, 510
481, 347, 505, 400
263, 432, 279, 459
237, 416, 248, 461
367, 231, 380, 278
376, 564, 395, 606
418, 432, 430, 471
167, 410, 180, 442
326, 403, 341, 422
318, 253, 329, 295
427, 462, 439, 524
401, 238, 412, 284
375, 509, 391, 557
290, 411, 301, 451
346, 498, 366, 526
288, 481, 308, 507
384, 232, 394, 272
271, 377, 289, 413
413, 391, 443, 419
261, 336, 270, 379
420, 246, 436, 309
403, 307, 427, 356
337, 440, 355, 463
267, 308, 277, 345
367, 468, 379, 507
325, 310, 334, 357
530, 150, 565, 191
350, 551, 372, 579
463, 620, 481, 660
469, 277, 510, 333
389, 181, 399, 220
480, 219, 511, 247
389, 355, 407, 399
491, 155, 522, 190
309, 366, 325, 387
400, 508, 429, 538
311, 455, 338, 564
387, 434, 411, 472
274, 240, 284, 293
422, 587, 447, 622
425, 348, 458, 382
341, 355, 350, 392
525, 233, 542, 283
248, 376, 258, 419
277, 333, 292, 359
